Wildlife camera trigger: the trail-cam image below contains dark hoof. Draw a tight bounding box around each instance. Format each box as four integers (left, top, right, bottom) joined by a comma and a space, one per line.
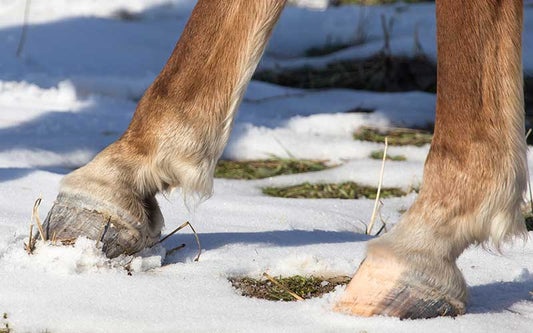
42, 192, 162, 258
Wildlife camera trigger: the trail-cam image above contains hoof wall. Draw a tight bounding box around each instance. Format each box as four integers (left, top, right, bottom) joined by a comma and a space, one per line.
333, 256, 466, 319
42, 192, 159, 258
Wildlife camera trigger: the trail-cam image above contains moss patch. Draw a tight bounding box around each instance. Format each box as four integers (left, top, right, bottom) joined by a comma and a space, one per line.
354, 126, 433, 146
215, 159, 330, 180
230, 275, 351, 301
254, 53, 437, 93
370, 150, 406, 161
263, 181, 405, 199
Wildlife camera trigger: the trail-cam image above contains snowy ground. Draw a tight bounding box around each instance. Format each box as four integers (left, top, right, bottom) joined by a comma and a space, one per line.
1, 1, 533, 332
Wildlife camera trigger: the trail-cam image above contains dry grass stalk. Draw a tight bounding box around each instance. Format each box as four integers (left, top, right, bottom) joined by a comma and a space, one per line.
262, 272, 304, 301
380, 14, 394, 56
413, 21, 423, 56
374, 201, 388, 236
31, 197, 45, 241
354, 5, 368, 45
155, 221, 202, 261
167, 243, 186, 256
16, 0, 31, 57
367, 137, 388, 235
24, 224, 34, 254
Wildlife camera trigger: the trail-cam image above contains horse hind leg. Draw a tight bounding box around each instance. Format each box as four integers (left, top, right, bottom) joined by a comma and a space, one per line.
335, 0, 526, 318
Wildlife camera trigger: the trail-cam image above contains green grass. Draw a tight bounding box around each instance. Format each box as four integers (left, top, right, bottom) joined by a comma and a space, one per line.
253, 53, 437, 93
263, 181, 406, 199
230, 275, 351, 301
354, 126, 433, 146
370, 150, 406, 161
214, 159, 330, 180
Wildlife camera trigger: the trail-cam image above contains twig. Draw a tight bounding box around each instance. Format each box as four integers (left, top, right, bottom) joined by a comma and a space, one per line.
16, 0, 31, 57
262, 272, 304, 301
154, 221, 202, 261
367, 137, 388, 235
31, 197, 45, 241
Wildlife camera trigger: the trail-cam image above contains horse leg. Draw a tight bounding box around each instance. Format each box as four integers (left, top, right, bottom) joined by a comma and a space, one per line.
335, 0, 526, 318
42, 0, 286, 257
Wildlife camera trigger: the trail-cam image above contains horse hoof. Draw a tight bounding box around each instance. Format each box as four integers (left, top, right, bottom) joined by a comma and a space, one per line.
42, 191, 162, 258
333, 245, 467, 319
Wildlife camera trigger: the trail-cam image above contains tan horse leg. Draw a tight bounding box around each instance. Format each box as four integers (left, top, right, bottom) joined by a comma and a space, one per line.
42, 0, 286, 257
334, 0, 526, 318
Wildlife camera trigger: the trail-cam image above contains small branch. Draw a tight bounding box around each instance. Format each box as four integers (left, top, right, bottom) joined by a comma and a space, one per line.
262, 272, 304, 301
16, 0, 32, 57
367, 137, 388, 235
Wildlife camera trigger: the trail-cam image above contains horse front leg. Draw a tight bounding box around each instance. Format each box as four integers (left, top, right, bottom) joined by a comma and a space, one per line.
42, 0, 286, 257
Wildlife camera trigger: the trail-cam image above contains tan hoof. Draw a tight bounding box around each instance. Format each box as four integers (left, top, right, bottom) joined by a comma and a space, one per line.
333, 246, 467, 319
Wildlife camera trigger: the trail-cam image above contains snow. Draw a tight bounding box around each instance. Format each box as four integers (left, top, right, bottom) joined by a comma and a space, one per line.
0, 1, 532, 332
